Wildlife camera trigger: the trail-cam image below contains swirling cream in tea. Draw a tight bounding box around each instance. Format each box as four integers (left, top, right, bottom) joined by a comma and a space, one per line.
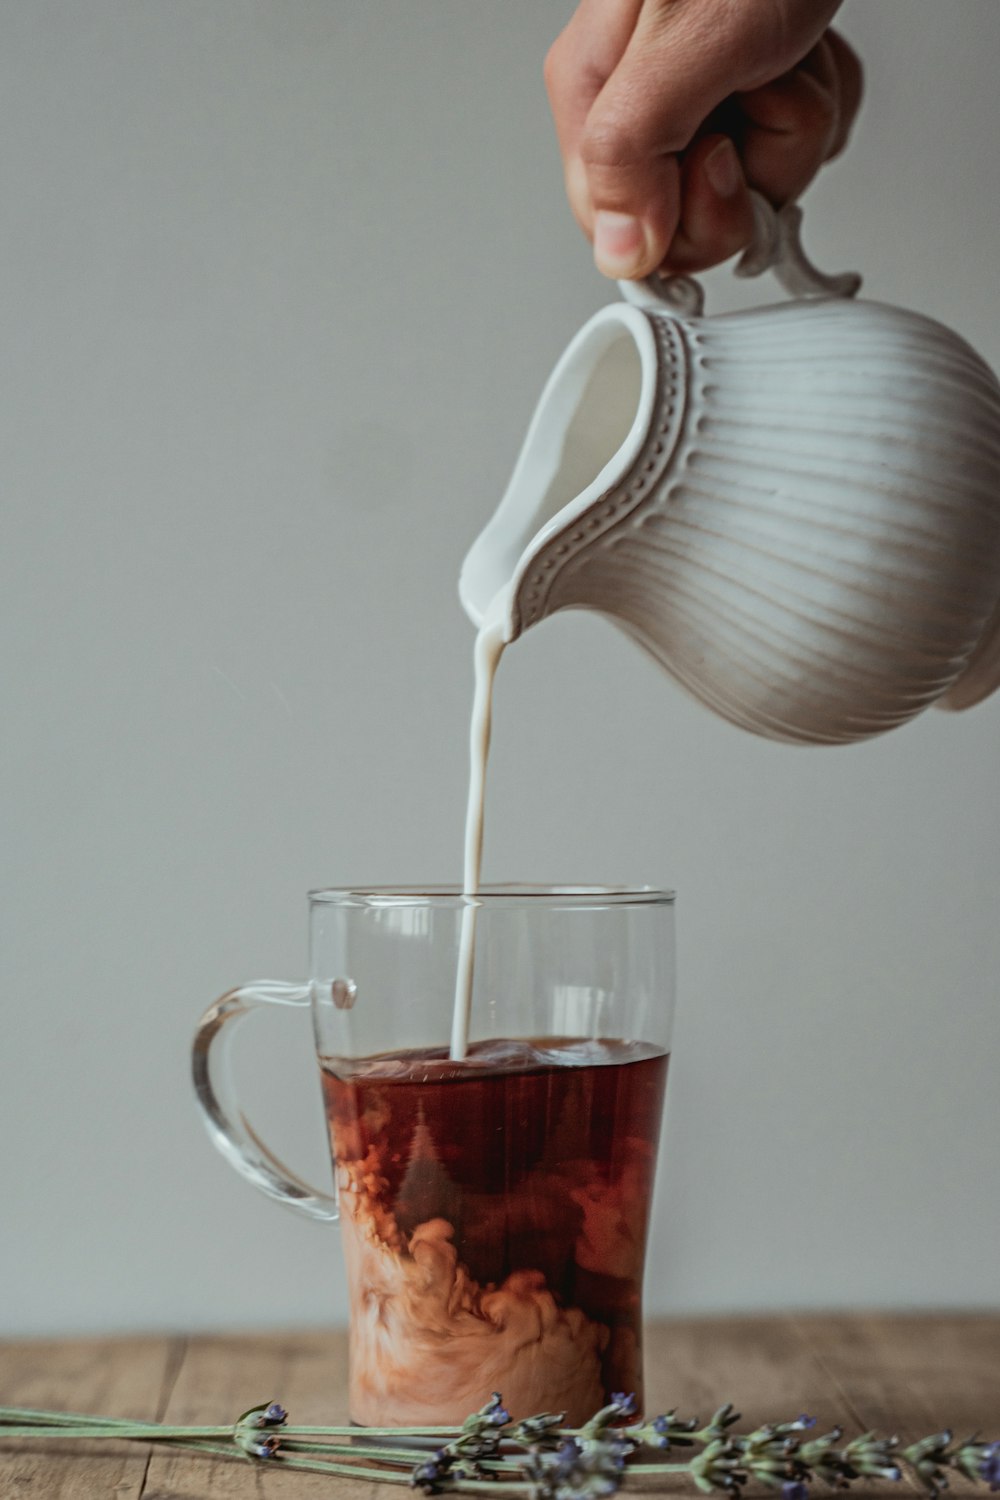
322, 1036, 667, 1425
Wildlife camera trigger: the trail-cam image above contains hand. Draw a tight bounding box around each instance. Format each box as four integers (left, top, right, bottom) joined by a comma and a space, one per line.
545, 0, 863, 279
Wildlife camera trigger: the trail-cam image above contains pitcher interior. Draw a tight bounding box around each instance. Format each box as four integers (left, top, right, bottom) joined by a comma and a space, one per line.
459, 308, 654, 627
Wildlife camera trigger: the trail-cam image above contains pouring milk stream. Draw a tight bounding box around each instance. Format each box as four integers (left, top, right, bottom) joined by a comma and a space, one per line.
451, 592, 506, 1059
451, 193, 1000, 1056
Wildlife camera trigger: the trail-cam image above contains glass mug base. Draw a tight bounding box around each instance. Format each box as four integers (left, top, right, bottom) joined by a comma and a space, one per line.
192, 887, 676, 1427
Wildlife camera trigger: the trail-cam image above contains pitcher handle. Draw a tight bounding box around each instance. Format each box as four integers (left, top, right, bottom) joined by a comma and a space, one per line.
619, 189, 862, 315
191, 981, 338, 1223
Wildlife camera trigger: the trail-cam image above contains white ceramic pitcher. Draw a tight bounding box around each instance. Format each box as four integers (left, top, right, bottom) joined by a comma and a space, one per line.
460, 197, 1000, 745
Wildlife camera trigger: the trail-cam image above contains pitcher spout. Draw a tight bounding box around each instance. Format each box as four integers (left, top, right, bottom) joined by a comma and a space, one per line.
459, 303, 659, 637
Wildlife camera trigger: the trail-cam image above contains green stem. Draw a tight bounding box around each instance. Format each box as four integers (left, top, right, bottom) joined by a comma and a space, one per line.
0, 1408, 145, 1428
0, 1427, 154, 1440
0, 1423, 456, 1467
0, 1408, 252, 1437
0, 1423, 247, 1440
282, 1439, 431, 1462
284, 1424, 463, 1437
623, 1463, 698, 1475
0, 1408, 471, 1439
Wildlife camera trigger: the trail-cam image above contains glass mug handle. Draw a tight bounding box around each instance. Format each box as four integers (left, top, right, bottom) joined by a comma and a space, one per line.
191, 981, 338, 1223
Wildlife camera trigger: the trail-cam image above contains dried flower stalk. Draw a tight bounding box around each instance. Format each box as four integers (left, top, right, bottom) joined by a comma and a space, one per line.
2, 1391, 999, 1499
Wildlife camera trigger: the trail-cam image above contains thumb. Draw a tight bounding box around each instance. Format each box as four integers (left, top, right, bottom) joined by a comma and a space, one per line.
580, 3, 752, 276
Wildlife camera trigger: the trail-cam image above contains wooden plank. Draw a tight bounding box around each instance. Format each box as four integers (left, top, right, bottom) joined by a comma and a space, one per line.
791, 1312, 1000, 1432
0, 1334, 183, 1499
142, 1329, 358, 1500
789, 1313, 1000, 1493
645, 1314, 845, 1429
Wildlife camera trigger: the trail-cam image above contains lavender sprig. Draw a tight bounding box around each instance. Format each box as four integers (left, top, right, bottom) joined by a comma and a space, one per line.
2, 1391, 998, 1498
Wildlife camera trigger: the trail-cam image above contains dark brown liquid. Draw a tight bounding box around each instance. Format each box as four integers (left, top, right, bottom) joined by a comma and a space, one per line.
321, 1037, 668, 1425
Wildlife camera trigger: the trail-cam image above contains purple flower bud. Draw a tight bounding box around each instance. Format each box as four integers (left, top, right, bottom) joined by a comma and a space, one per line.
796, 1415, 817, 1430
483, 1393, 510, 1426
610, 1392, 638, 1417
264, 1402, 288, 1425
609, 1444, 628, 1471
411, 1453, 454, 1494
782, 1482, 809, 1500
981, 1444, 1000, 1491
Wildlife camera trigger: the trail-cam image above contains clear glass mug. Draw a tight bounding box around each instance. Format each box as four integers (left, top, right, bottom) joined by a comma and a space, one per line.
192, 886, 676, 1427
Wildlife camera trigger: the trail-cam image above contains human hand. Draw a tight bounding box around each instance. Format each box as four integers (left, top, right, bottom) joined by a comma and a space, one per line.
545, 0, 863, 279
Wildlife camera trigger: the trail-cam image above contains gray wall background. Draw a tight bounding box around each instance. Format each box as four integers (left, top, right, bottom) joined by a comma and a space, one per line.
2, 0, 999, 1337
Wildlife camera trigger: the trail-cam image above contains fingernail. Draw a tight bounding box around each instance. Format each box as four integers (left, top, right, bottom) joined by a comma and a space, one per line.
593, 211, 648, 276
704, 138, 742, 198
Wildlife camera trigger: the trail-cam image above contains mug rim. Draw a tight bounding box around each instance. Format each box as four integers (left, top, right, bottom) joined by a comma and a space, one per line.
308, 884, 675, 907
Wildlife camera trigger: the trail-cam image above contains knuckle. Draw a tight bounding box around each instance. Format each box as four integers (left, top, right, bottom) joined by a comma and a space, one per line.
773, 79, 837, 153
579, 114, 642, 169
815, 84, 839, 127
542, 38, 564, 94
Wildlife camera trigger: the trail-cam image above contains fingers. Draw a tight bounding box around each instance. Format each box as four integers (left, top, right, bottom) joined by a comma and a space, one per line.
547, 0, 754, 277
823, 29, 864, 160
737, 65, 839, 206
660, 134, 756, 274
545, 0, 862, 280
735, 31, 863, 206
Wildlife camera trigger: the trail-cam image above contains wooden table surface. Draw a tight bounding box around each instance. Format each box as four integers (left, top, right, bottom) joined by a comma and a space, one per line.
2, 1316, 998, 1498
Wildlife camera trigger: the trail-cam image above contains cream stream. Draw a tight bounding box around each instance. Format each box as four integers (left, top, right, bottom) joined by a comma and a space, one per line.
450, 591, 508, 1060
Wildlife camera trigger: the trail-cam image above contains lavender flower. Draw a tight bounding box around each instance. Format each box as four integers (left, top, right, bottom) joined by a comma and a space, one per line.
951, 1435, 999, 1486
232, 1399, 287, 1460
514, 1411, 567, 1449
782, 1482, 809, 1500
840, 1431, 903, 1484
412, 1390, 514, 1487
444, 1391, 512, 1466
528, 1431, 628, 1500
689, 1436, 745, 1494
981, 1443, 1000, 1491
411, 1450, 454, 1494
579, 1394, 639, 1443
628, 1407, 700, 1451
235, 1429, 281, 1460
902, 1430, 952, 1495
704, 1405, 743, 1440
629, 1412, 673, 1451
737, 1424, 806, 1490
485, 1393, 511, 1427
609, 1394, 637, 1418
235, 1399, 288, 1430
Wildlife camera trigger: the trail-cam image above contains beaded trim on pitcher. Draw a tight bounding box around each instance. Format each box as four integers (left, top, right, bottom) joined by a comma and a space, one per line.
513, 312, 689, 635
